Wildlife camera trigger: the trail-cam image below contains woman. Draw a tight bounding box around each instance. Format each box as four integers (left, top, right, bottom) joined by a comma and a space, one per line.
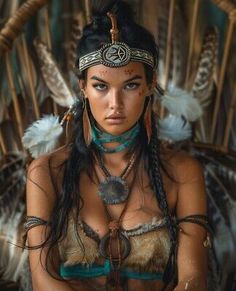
25, 1, 210, 290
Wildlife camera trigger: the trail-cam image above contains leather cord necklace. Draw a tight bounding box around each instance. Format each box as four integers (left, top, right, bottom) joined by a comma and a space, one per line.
97, 152, 136, 205
95, 153, 137, 290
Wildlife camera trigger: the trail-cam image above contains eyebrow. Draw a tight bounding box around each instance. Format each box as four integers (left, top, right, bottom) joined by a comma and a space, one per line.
90, 75, 143, 84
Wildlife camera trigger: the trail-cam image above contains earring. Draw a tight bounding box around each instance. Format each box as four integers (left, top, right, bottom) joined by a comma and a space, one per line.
82, 94, 92, 146
144, 97, 152, 144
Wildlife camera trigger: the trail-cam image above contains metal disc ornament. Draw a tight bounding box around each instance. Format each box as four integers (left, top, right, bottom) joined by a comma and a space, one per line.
100, 42, 131, 67
98, 176, 129, 205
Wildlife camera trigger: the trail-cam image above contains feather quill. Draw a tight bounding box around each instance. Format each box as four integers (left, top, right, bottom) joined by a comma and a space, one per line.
33, 38, 76, 108
22, 115, 63, 158
161, 85, 203, 122
158, 114, 192, 142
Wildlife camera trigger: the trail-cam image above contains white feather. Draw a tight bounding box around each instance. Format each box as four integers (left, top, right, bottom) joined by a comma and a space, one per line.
158, 114, 192, 142
161, 85, 203, 122
22, 115, 63, 158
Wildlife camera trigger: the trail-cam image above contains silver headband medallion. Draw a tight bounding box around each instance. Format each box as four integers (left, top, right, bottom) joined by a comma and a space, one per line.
100, 42, 131, 67
78, 42, 154, 72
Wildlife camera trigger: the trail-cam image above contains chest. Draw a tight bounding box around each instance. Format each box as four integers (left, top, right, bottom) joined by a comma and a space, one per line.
79, 167, 178, 239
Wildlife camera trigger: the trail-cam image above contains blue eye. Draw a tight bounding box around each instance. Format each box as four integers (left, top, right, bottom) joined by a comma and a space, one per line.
93, 83, 107, 91
125, 82, 140, 90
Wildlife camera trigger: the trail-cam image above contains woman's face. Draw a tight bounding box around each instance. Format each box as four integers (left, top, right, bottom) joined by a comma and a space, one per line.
80, 62, 151, 135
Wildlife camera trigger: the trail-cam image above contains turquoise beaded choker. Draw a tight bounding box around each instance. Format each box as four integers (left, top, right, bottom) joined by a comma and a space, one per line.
91, 123, 140, 153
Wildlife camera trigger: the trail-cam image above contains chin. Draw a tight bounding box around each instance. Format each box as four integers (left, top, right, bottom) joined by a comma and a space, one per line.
105, 125, 134, 136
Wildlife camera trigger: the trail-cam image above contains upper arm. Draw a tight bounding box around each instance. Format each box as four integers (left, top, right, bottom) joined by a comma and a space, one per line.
175, 153, 208, 288
26, 155, 56, 219
26, 155, 61, 288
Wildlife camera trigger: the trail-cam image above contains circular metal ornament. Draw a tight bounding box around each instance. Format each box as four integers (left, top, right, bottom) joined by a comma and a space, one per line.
100, 42, 131, 67
98, 176, 129, 205
99, 231, 131, 261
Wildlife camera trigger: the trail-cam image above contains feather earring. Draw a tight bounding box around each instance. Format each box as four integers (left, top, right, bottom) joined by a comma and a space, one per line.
83, 98, 92, 146
144, 97, 152, 144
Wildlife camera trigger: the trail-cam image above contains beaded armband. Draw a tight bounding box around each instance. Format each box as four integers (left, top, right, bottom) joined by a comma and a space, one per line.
24, 216, 49, 233
176, 214, 212, 248
22, 216, 49, 247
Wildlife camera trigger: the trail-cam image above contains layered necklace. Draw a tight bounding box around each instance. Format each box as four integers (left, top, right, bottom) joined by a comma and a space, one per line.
93, 125, 140, 290
96, 154, 137, 290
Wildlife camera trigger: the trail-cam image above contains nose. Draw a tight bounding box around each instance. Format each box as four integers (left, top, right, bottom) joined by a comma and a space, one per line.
109, 89, 123, 110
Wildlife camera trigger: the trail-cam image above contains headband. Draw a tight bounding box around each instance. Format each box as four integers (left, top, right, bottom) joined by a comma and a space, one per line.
76, 12, 155, 72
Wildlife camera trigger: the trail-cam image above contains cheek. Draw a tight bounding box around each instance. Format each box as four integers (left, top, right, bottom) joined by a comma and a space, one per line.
138, 88, 146, 97
127, 97, 146, 120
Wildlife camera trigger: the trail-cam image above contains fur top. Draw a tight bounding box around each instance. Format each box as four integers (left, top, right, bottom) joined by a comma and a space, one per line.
58, 215, 171, 273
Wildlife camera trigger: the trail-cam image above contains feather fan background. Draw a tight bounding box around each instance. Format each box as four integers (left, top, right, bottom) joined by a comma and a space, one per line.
0, 0, 236, 290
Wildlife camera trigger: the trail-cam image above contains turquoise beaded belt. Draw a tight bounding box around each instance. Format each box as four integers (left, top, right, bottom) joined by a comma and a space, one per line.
60, 259, 163, 280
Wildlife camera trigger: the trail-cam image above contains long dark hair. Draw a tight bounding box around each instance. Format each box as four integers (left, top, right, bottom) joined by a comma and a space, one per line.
35, 0, 177, 287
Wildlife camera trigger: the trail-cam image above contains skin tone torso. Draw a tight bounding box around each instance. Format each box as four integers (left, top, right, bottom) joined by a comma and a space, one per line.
26, 62, 208, 291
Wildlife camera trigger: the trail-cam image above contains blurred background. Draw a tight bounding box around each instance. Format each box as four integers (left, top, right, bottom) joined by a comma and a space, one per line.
0, 0, 236, 290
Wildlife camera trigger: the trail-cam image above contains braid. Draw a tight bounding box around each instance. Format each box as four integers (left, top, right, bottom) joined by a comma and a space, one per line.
49, 101, 92, 242
148, 111, 177, 287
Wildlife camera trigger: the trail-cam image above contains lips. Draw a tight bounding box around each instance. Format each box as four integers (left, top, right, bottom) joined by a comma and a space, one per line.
106, 114, 125, 119
106, 114, 125, 124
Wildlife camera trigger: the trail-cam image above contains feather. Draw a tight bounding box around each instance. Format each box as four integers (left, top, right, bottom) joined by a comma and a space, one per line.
33, 38, 76, 108
161, 85, 203, 122
158, 114, 192, 142
193, 148, 236, 290
157, 0, 187, 87
191, 27, 219, 143
192, 24, 218, 106
22, 115, 63, 158
0, 153, 26, 282
15, 36, 49, 108
67, 12, 86, 70
192, 27, 219, 102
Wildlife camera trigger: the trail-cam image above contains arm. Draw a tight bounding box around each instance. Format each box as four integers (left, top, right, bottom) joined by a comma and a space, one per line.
26, 156, 76, 291
173, 154, 208, 291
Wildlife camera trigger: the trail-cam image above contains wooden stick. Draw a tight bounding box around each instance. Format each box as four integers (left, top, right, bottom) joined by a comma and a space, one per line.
184, 0, 200, 89
0, 128, 7, 155
43, 5, 52, 50
5, 52, 24, 138
210, 18, 235, 142
21, 35, 40, 119
0, 0, 50, 55
160, 0, 176, 118
84, 0, 91, 24
223, 87, 236, 148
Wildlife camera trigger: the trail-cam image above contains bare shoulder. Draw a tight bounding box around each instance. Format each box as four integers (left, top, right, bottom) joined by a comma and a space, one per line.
160, 147, 204, 183
161, 147, 207, 217
27, 145, 71, 178
26, 145, 71, 218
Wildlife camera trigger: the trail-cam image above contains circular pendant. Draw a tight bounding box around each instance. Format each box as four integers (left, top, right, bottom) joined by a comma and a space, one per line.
99, 231, 131, 261
98, 176, 129, 205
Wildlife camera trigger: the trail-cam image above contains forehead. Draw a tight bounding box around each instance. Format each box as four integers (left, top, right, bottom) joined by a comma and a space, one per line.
86, 62, 146, 81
